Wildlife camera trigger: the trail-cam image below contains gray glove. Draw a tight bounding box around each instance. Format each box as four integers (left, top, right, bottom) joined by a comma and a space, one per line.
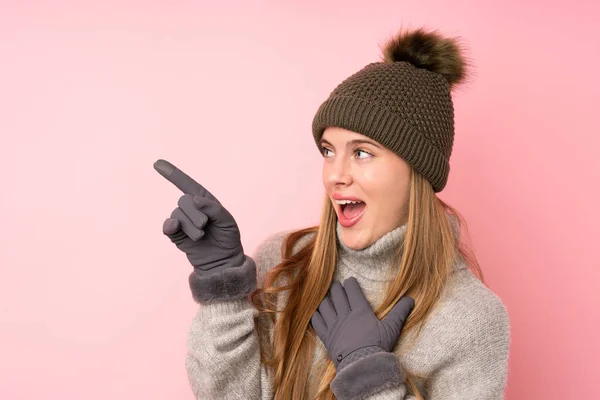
154, 159, 256, 303
311, 277, 414, 399
311, 277, 414, 370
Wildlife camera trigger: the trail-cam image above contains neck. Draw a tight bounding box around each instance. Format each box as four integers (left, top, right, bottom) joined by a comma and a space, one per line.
336, 221, 407, 282
335, 213, 464, 281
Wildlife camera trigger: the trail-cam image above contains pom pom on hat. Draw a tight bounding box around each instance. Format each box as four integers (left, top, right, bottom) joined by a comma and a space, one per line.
381, 28, 469, 89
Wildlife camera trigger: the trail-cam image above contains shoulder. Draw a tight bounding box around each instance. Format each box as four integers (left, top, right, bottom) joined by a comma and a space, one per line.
426, 268, 510, 353
251, 228, 315, 265
406, 269, 510, 398
251, 229, 316, 286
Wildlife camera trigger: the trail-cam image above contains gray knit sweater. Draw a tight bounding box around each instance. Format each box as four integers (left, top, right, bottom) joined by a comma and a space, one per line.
185, 223, 510, 399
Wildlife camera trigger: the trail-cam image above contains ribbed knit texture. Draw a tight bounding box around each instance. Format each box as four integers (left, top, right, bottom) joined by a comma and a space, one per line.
312, 61, 455, 192
185, 223, 510, 399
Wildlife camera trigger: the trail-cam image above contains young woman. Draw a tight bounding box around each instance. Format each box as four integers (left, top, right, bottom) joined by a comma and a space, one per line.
155, 27, 510, 399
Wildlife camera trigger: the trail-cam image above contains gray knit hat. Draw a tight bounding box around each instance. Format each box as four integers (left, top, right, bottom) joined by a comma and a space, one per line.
312, 28, 468, 192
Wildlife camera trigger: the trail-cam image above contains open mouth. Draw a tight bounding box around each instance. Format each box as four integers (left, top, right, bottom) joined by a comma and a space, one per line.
339, 201, 366, 219
333, 198, 367, 228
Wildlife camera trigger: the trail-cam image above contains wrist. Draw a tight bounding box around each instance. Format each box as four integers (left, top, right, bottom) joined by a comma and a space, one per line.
188, 255, 257, 304
331, 351, 406, 400
337, 345, 386, 370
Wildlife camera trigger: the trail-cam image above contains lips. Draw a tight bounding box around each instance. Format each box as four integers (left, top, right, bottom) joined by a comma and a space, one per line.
332, 193, 363, 202
332, 194, 366, 228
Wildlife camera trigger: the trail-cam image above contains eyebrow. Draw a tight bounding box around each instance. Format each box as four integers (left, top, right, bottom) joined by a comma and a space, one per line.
320, 138, 383, 149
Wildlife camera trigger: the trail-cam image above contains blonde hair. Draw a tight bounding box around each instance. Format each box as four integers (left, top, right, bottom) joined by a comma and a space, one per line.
251, 168, 482, 399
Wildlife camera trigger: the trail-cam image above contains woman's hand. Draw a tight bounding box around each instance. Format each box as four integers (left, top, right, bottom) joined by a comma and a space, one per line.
311, 277, 414, 370
154, 159, 245, 275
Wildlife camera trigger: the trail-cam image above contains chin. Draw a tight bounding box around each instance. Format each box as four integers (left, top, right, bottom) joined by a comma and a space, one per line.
339, 227, 374, 250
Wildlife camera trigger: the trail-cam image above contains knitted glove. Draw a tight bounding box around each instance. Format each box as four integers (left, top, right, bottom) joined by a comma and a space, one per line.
154, 159, 256, 303
311, 277, 414, 399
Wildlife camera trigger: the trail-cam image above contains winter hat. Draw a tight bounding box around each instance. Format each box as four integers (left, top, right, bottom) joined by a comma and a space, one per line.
312, 28, 468, 192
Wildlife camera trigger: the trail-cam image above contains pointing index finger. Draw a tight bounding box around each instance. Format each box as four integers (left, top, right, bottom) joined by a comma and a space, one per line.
153, 159, 219, 203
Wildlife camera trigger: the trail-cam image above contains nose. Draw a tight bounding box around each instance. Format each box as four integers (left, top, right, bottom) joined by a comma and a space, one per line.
325, 155, 352, 187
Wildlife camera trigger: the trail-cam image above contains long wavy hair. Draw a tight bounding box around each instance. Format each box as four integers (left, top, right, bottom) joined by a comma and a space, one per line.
250, 168, 483, 399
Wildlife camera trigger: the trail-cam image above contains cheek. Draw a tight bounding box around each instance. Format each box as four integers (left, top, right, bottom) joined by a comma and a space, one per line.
321, 164, 330, 187
359, 169, 377, 185
363, 170, 408, 211
360, 168, 392, 192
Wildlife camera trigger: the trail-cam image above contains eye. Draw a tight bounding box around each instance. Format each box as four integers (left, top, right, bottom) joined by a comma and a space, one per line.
321, 147, 334, 158
355, 149, 372, 159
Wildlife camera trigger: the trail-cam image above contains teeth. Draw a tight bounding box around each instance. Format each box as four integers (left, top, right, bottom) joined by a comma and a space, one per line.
335, 200, 363, 205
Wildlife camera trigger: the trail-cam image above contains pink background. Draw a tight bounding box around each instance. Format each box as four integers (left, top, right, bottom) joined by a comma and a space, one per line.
1, 1, 598, 399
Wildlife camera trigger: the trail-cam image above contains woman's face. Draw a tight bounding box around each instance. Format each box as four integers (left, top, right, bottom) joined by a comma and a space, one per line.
321, 127, 411, 250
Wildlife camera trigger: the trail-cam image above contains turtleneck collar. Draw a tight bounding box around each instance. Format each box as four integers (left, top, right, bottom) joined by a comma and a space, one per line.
336, 221, 407, 282
335, 214, 464, 282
